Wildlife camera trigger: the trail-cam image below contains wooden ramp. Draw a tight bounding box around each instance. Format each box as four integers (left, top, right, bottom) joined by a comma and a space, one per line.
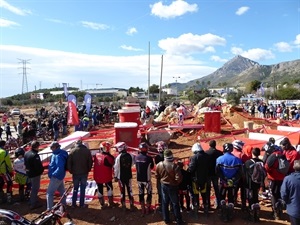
168, 123, 204, 130
39, 131, 90, 162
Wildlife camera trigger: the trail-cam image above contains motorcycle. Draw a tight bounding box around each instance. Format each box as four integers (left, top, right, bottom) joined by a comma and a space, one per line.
0, 186, 75, 225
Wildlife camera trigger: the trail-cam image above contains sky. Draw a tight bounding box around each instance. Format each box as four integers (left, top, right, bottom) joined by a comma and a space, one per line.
0, 0, 299, 98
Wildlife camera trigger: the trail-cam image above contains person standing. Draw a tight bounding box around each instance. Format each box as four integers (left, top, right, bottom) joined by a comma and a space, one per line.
13, 148, 31, 202
281, 137, 300, 174
24, 140, 44, 209
244, 147, 265, 222
280, 160, 300, 225
206, 140, 223, 209
155, 141, 168, 212
155, 149, 184, 225
113, 142, 135, 211
135, 142, 154, 216
232, 140, 249, 211
67, 139, 93, 208
265, 145, 287, 220
93, 141, 115, 208
216, 143, 243, 222
188, 143, 209, 215
46, 141, 68, 210
0, 140, 13, 204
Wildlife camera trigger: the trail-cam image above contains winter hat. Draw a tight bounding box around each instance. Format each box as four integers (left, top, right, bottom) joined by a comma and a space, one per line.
164, 149, 174, 161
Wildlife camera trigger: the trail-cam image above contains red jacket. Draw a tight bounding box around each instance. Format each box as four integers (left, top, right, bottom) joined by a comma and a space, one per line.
93, 152, 115, 184
265, 151, 286, 181
284, 148, 300, 174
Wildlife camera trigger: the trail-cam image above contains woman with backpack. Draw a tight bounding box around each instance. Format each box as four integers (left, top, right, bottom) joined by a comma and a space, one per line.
265, 146, 289, 220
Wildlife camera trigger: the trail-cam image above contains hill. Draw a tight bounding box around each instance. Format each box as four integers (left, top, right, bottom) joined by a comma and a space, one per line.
175, 55, 300, 90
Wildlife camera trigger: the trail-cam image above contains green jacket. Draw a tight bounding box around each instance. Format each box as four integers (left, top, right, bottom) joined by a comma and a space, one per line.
0, 148, 13, 174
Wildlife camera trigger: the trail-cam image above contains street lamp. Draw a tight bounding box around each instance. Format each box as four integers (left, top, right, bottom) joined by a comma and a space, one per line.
96, 83, 102, 89
173, 76, 180, 101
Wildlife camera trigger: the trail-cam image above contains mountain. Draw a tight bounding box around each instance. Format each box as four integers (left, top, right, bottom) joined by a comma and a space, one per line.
175, 55, 300, 90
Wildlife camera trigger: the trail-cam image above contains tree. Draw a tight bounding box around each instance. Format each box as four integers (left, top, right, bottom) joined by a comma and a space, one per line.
128, 87, 144, 94
148, 84, 159, 93
276, 87, 300, 100
245, 80, 261, 93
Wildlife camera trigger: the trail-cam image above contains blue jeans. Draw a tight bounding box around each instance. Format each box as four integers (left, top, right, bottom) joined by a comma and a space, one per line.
53, 129, 59, 141
29, 175, 41, 206
46, 177, 66, 210
72, 174, 88, 207
161, 183, 182, 223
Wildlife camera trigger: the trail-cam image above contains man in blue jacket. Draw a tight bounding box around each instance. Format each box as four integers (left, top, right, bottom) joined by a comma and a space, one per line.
280, 159, 300, 225
46, 141, 68, 210
216, 143, 243, 222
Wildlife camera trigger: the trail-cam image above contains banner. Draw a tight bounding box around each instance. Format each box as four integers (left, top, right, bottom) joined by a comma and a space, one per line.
67, 94, 77, 106
62, 83, 68, 98
84, 93, 92, 115
67, 94, 79, 125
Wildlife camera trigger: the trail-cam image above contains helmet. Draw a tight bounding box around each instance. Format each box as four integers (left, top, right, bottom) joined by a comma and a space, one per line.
269, 137, 275, 144
223, 143, 233, 153
100, 141, 111, 153
262, 142, 275, 154
114, 142, 127, 152
139, 142, 149, 152
191, 143, 203, 153
15, 148, 25, 158
232, 140, 244, 151
156, 141, 168, 153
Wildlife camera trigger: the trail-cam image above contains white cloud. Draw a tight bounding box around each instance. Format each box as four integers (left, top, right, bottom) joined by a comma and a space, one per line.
210, 55, 228, 63
0, 0, 31, 16
158, 33, 226, 55
80, 21, 109, 30
120, 45, 143, 51
126, 27, 137, 35
0, 18, 19, 27
274, 42, 292, 52
0, 45, 217, 97
236, 6, 250, 16
150, 0, 198, 19
294, 34, 300, 45
45, 18, 71, 25
231, 47, 275, 61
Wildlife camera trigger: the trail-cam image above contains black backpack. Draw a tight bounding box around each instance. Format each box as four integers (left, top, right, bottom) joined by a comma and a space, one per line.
250, 159, 266, 184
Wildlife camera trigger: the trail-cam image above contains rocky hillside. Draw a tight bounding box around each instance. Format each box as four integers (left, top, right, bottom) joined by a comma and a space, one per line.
176, 55, 300, 90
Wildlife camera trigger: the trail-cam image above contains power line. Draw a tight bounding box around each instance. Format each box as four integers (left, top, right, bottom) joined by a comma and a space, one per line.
18, 58, 31, 94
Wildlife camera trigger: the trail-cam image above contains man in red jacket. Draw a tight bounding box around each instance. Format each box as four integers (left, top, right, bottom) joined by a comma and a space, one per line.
265, 146, 287, 220
93, 141, 115, 208
281, 137, 300, 174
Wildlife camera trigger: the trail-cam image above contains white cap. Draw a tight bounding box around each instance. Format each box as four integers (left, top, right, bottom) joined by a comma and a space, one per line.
191, 143, 203, 153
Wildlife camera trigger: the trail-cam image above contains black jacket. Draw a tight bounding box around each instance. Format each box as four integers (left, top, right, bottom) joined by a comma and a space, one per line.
206, 147, 223, 176
24, 149, 44, 178
188, 151, 209, 186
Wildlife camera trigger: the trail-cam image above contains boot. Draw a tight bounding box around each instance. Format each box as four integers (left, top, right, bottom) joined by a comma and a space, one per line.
145, 203, 151, 215
7, 193, 12, 204
219, 200, 228, 222
0, 191, 5, 204
140, 202, 145, 216
19, 190, 25, 202
251, 203, 260, 222
204, 204, 209, 217
129, 198, 134, 211
121, 200, 126, 211
108, 196, 116, 208
99, 197, 107, 209
25, 190, 30, 201
227, 203, 234, 221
